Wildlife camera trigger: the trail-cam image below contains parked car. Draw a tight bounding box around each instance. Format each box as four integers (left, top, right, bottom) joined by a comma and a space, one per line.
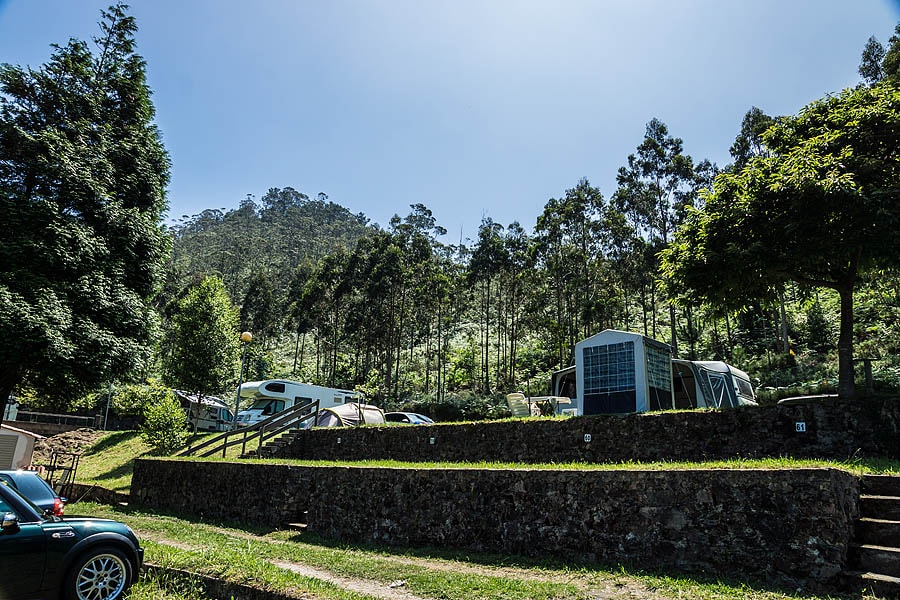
0, 470, 66, 517
385, 412, 434, 425
0, 479, 143, 600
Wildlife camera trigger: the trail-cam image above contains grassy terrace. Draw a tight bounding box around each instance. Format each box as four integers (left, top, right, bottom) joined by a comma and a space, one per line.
67, 430, 895, 599
75, 430, 900, 494
80, 501, 870, 600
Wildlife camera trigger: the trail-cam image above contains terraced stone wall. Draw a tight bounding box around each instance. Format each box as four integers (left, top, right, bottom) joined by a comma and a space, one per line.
279, 398, 900, 463
132, 459, 859, 591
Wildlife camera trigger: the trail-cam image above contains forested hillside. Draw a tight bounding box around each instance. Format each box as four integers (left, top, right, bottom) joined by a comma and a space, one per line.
161, 97, 900, 410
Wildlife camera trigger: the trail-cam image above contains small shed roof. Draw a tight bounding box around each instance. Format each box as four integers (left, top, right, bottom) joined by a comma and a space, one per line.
0, 423, 44, 440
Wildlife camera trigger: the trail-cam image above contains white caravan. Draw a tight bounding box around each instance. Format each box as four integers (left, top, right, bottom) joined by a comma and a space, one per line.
235, 379, 361, 427
174, 391, 234, 432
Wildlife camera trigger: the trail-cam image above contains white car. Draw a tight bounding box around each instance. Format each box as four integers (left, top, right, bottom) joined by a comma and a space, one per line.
384, 412, 434, 425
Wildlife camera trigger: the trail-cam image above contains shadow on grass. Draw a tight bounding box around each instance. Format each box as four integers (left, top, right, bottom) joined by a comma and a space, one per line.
95, 503, 877, 599
85, 430, 143, 455
92, 461, 143, 486
272, 531, 863, 600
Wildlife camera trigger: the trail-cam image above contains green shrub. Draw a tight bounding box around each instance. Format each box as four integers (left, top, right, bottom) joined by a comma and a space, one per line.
140, 388, 188, 454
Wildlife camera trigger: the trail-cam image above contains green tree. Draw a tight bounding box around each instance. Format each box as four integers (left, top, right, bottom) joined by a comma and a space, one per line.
615, 119, 698, 349
112, 379, 170, 418
859, 24, 900, 85
860, 35, 886, 85
240, 272, 277, 347
162, 276, 239, 398
662, 82, 900, 399
533, 179, 607, 367
0, 4, 170, 422
728, 107, 776, 171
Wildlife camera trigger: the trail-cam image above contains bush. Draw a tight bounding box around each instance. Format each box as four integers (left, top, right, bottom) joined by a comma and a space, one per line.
140, 389, 188, 454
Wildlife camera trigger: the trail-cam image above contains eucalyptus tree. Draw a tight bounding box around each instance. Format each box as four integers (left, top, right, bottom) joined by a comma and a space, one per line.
859, 36, 887, 85
728, 107, 776, 172
388, 204, 448, 397
502, 222, 533, 385
0, 4, 170, 420
662, 81, 900, 399
298, 248, 353, 386
615, 119, 699, 350
467, 218, 506, 392
859, 23, 900, 85
532, 179, 607, 367
340, 230, 404, 396
240, 272, 278, 348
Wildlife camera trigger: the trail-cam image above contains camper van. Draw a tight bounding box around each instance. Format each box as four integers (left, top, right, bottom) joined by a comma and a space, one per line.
174, 391, 234, 432
235, 380, 361, 427
550, 329, 756, 415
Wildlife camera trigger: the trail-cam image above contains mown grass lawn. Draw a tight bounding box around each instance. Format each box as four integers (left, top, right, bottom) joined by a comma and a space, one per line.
79, 502, 871, 600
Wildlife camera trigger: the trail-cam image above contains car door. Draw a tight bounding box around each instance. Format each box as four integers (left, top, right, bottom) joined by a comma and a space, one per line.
0, 491, 47, 599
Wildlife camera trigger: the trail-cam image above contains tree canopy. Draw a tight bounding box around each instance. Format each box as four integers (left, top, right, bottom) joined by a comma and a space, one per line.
162, 276, 239, 398
662, 81, 900, 398
0, 4, 170, 422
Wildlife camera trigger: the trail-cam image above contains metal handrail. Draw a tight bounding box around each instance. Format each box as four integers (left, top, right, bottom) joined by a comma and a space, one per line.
177, 399, 319, 458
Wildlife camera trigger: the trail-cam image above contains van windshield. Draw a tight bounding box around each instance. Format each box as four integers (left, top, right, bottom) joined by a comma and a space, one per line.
249, 399, 285, 415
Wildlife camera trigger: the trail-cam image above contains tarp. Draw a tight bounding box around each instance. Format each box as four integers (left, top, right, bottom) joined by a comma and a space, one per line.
314, 403, 385, 427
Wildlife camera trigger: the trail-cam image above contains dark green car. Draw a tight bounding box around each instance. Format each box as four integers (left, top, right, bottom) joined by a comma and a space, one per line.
0, 480, 142, 600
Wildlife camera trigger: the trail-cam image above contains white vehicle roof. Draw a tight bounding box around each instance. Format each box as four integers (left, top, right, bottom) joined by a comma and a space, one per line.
174, 390, 230, 409
239, 379, 358, 400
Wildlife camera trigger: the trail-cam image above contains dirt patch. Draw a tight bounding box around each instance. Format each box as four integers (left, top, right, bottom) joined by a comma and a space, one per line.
272, 560, 430, 600
31, 428, 105, 465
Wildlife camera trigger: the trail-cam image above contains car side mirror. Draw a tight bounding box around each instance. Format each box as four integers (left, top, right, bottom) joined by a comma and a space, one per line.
1, 512, 19, 530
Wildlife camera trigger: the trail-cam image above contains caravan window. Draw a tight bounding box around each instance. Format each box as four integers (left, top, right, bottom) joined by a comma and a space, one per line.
735, 377, 754, 400
264, 382, 286, 393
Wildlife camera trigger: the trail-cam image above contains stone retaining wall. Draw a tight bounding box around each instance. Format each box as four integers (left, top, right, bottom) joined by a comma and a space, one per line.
277, 398, 899, 463
132, 459, 859, 591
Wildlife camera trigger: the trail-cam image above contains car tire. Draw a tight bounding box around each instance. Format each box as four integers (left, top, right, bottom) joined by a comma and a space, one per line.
64, 546, 133, 600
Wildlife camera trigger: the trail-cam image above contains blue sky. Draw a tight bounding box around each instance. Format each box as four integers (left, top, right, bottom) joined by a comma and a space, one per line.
1, 1, 897, 242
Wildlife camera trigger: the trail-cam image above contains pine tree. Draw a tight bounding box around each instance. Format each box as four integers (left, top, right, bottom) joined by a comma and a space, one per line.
0, 4, 170, 421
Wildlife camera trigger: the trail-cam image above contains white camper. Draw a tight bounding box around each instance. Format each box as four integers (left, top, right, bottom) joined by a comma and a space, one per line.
174, 391, 235, 432
235, 379, 361, 427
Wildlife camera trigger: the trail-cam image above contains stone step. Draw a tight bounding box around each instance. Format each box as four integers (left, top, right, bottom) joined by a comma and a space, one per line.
864, 476, 900, 498
856, 518, 900, 549
842, 571, 900, 599
848, 544, 900, 579
861, 495, 900, 521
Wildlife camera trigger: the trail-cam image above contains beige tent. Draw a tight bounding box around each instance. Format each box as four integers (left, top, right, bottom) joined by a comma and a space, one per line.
314, 403, 385, 427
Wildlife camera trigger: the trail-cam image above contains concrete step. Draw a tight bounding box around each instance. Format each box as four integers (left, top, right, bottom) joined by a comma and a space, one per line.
861, 495, 900, 522
864, 476, 900, 498
842, 571, 900, 598
856, 518, 900, 549
849, 544, 900, 579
